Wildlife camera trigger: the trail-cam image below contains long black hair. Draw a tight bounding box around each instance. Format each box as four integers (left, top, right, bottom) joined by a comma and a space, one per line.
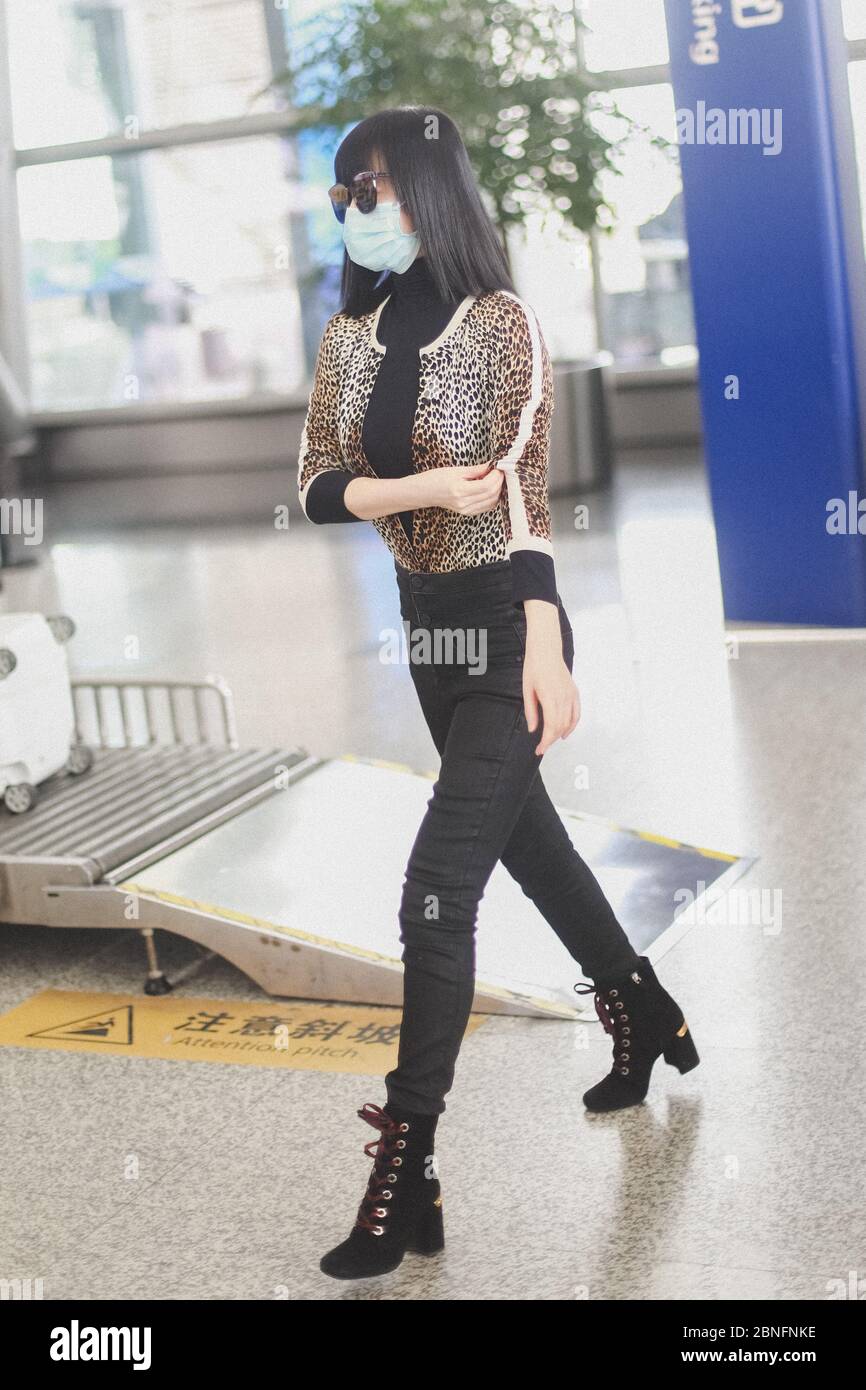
333, 106, 515, 316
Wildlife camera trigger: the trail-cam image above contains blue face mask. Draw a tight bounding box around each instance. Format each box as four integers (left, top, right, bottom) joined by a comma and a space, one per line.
342, 199, 421, 275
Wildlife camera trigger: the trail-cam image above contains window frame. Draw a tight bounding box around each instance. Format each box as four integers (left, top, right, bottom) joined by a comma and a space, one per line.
0, 1, 863, 420
576, 25, 866, 363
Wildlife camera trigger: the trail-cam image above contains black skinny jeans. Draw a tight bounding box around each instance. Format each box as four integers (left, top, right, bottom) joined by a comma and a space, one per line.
385, 558, 641, 1116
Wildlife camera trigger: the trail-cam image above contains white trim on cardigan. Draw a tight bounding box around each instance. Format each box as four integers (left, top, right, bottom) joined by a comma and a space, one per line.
492, 291, 547, 556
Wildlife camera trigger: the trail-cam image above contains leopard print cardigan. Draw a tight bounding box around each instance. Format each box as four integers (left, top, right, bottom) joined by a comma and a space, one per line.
296, 288, 557, 606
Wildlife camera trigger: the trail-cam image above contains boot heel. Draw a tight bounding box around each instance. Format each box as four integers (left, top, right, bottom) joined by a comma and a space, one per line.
408, 1195, 445, 1256
663, 1023, 700, 1074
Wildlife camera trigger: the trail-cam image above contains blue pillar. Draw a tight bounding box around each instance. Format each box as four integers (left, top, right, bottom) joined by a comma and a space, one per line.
663, 0, 866, 624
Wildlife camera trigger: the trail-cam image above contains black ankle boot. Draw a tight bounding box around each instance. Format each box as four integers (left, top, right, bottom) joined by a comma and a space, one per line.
575, 956, 700, 1113
319, 1101, 444, 1280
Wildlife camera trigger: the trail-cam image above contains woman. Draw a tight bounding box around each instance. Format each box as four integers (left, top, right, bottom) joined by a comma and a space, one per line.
297, 107, 699, 1282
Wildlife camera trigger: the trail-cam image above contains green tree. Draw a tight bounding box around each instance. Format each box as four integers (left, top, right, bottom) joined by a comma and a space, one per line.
271, 0, 651, 249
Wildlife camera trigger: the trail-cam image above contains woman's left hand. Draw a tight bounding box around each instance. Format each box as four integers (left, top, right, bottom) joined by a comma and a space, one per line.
521, 601, 581, 755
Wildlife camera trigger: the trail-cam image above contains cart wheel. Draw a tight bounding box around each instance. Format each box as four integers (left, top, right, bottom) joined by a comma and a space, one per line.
47, 614, 76, 643
0, 648, 17, 678
66, 742, 94, 775
144, 975, 173, 996
140, 927, 173, 994
4, 782, 36, 814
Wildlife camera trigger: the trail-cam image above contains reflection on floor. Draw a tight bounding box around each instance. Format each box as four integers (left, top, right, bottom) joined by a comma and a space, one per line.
1, 448, 864, 1300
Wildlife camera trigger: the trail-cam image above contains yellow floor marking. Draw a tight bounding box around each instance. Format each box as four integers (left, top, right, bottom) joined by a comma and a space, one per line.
118, 882, 403, 967
0, 989, 484, 1075
339, 752, 436, 779
340, 757, 744, 864
636, 831, 684, 850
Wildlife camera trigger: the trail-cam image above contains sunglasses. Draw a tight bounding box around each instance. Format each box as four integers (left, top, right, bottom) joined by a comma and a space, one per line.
328, 170, 393, 223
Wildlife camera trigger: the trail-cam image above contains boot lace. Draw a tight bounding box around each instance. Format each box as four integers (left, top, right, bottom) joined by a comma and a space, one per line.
575, 980, 632, 1076
353, 1103, 409, 1236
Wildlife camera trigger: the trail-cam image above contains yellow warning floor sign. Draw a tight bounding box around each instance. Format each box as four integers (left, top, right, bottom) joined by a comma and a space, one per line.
0, 989, 485, 1076
29, 1004, 134, 1046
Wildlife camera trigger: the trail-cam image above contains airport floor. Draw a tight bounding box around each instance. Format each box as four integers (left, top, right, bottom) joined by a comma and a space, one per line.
1, 448, 864, 1301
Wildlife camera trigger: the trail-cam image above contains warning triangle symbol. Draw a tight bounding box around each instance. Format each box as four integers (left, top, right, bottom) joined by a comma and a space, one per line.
28, 1004, 134, 1045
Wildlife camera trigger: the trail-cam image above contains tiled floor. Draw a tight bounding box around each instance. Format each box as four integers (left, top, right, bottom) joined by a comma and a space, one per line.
1, 449, 864, 1300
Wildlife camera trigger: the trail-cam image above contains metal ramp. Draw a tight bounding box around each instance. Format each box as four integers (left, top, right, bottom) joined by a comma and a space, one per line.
0, 676, 579, 1018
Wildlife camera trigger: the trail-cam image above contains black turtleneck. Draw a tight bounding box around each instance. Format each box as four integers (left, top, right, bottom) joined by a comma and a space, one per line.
361, 256, 460, 545
302, 255, 459, 534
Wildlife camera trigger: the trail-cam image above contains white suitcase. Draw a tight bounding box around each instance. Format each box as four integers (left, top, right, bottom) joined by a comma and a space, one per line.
0, 613, 93, 813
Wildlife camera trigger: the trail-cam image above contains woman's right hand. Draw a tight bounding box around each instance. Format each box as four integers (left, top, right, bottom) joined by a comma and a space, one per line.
414, 464, 504, 516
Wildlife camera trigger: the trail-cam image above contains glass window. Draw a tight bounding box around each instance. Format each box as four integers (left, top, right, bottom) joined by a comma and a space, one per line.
17, 136, 306, 410
507, 220, 598, 362
5, 0, 277, 148
579, 0, 670, 73
849, 63, 866, 256
843, 1, 866, 41
291, 125, 351, 367
590, 85, 695, 365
